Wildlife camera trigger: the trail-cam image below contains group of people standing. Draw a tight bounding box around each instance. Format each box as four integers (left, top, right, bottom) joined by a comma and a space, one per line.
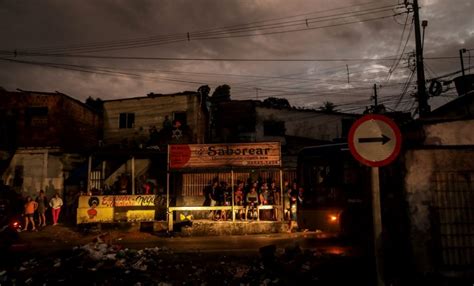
23, 190, 63, 231
203, 177, 303, 225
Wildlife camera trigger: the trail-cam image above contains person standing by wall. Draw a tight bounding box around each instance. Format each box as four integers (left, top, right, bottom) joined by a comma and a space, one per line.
259, 182, 272, 220
35, 190, 48, 227
282, 181, 291, 220
23, 196, 38, 231
288, 181, 299, 232
49, 193, 63, 226
245, 186, 259, 220
234, 180, 245, 220
203, 179, 219, 220
269, 180, 280, 220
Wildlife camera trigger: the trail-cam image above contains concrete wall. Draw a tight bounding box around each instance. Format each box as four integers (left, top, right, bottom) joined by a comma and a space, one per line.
103, 94, 206, 146
404, 148, 474, 274
2, 149, 65, 198
255, 107, 353, 142
403, 118, 474, 277
423, 119, 474, 146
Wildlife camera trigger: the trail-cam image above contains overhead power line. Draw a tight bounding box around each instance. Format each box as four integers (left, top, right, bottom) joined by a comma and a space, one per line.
1, 56, 415, 109
386, 13, 413, 82
14, 2, 404, 54
0, 52, 455, 63
0, 56, 410, 92
0, 52, 404, 62
2, 7, 408, 56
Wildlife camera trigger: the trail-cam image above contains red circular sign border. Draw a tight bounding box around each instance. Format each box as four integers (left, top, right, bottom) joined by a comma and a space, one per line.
348, 114, 402, 167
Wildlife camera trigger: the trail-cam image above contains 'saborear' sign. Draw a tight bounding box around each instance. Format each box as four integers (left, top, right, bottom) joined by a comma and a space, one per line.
169, 142, 281, 169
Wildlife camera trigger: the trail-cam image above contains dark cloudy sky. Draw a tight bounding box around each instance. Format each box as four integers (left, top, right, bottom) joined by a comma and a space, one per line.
0, 0, 473, 113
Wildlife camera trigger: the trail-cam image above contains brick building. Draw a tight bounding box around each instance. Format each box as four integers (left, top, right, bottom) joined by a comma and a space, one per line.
0, 88, 101, 198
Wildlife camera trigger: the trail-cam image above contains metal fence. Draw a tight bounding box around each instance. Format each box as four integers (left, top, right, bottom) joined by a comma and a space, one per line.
432, 171, 474, 269
181, 170, 296, 196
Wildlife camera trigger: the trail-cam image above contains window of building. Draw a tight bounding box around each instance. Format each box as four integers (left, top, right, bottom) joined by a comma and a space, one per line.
263, 120, 285, 136
173, 112, 187, 127
119, 113, 135, 129
25, 107, 48, 127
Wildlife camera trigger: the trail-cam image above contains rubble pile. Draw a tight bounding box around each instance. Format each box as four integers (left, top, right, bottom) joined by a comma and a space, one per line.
0, 235, 368, 285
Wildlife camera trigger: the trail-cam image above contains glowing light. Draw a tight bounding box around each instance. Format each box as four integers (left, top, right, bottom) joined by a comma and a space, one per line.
329, 215, 338, 222
326, 246, 345, 255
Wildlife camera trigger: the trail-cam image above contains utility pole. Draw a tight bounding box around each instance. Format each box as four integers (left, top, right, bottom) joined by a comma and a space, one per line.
412, 0, 430, 117
460, 48, 467, 77
346, 64, 350, 84
373, 84, 378, 108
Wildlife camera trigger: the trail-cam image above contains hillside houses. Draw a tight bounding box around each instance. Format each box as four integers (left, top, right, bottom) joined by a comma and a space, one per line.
0, 87, 356, 203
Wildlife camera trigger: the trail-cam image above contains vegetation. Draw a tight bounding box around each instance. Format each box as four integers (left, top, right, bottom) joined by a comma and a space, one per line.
319, 101, 336, 112
262, 97, 291, 109
211, 84, 231, 102
85, 96, 104, 112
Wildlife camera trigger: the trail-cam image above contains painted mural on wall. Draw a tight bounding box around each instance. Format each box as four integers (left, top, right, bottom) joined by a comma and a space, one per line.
77, 195, 157, 224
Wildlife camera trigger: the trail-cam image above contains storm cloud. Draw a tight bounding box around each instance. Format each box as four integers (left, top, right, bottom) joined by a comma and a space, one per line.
0, 0, 472, 112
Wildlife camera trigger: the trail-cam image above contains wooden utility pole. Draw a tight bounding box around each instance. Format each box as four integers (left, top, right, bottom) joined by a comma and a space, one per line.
460, 49, 466, 77
346, 64, 350, 84
371, 166, 384, 286
412, 0, 430, 116
373, 84, 378, 108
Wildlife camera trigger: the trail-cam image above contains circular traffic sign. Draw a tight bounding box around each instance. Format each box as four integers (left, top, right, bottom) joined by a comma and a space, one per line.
348, 114, 402, 167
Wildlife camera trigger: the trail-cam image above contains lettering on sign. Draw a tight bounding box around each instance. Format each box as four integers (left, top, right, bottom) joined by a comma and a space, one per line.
101, 196, 114, 207
207, 146, 271, 156
114, 195, 156, 207
136, 195, 156, 206
169, 142, 281, 169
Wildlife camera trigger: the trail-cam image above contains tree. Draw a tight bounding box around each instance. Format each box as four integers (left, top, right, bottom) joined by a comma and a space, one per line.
197, 85, 210, 98
262, 97, 291, 109
319, 101, 336, 112
211, 84, 231, 102
85, 96, 104, 112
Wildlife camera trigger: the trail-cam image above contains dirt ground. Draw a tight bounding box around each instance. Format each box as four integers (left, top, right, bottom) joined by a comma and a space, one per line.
13, 223, 160, 253
0, 224, 374, 285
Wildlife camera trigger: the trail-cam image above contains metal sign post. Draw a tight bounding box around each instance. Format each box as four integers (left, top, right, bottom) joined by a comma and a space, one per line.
166, 145, 170, 227
87, 156, 92, 194
348, 114, 402, 286
231, 169, 235, 222
371, 166, 383, 286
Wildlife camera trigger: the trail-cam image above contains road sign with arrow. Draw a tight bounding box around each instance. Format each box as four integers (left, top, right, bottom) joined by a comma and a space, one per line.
348, 114, 402, 167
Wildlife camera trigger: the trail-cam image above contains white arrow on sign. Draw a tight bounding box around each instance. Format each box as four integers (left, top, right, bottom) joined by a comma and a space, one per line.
348, 114, 401, 167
